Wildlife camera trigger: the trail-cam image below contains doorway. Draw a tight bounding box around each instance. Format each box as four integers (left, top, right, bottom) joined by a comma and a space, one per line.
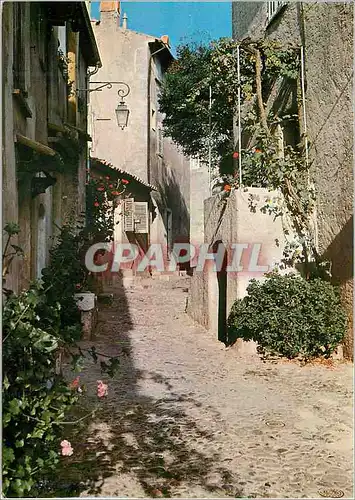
165, 208, 172, 259
212, 240, 227, 343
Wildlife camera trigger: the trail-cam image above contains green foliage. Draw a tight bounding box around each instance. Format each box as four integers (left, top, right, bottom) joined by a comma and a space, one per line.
159, 40, 234, 163
2, 222, 120, 497
40, 226, 87, 340
85, 174, 130, 245
159, 38, 300, 165
2, 283, 79, 497
227, 272, 346, 360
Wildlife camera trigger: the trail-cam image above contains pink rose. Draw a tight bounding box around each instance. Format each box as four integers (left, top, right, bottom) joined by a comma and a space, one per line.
60, 440, 73, 456
97, 380, 108, 398
69, 376, 80, 390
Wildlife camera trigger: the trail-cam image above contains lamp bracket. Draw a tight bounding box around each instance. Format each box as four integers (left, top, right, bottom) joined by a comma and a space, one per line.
76, 81, 130, 98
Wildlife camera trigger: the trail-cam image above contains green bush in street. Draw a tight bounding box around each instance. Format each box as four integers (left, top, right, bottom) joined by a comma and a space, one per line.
227, 272, 346, 359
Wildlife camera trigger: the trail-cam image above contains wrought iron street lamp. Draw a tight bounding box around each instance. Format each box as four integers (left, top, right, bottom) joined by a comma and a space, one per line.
115, 100, 129, 129
77, 81, 131, 129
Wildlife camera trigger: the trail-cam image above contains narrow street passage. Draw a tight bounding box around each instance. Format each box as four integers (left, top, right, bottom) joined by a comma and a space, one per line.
62, 275, 353, 498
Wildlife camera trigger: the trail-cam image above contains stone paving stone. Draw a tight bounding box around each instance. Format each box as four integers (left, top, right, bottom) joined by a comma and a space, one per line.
73, 275, 353, 499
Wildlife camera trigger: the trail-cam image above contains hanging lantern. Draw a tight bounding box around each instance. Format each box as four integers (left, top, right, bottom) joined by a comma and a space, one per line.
115, 100, 130, 129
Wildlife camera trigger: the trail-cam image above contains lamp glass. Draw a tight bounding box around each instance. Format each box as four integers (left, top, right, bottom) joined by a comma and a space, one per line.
115, 101, 129, 129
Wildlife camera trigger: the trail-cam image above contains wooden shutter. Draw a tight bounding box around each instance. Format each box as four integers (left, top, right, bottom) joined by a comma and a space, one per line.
134, 202, 149, 234
123, 198, 134, 232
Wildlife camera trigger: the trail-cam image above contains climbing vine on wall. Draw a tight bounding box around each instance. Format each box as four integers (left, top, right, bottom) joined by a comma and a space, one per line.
85, 174, 130, 244
160, 37, 326, 277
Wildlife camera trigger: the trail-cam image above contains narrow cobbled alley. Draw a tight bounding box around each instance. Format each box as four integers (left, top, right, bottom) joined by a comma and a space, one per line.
59, 275, 353, 499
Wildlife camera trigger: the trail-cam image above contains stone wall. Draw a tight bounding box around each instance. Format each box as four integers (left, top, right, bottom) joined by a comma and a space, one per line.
231, 1, 354, 359
90, 11, 190, 253
187, 188, 286, 344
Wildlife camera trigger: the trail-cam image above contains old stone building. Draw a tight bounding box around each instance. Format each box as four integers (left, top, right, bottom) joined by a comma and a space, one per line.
88, 2, 190, 265
231, 1, 353, 357
187, 2, 353, 359
2, 1, 101, 292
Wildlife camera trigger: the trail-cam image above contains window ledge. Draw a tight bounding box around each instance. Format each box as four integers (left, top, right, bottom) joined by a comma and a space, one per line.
13, 89, 32, 118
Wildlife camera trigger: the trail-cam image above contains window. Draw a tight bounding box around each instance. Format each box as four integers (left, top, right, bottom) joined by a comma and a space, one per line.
151, 108, 156, 131
157, 124, 163, 156
190, 156, 201, 170
123, 199, 149, 233
267, 1, 286, 22
133, 202, 149, 234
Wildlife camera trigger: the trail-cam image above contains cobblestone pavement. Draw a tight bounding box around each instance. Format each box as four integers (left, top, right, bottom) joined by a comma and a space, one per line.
65, 275, 353, 498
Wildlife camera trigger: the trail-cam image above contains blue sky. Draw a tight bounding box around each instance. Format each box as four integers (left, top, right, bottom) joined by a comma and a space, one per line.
90, 2, 231, 54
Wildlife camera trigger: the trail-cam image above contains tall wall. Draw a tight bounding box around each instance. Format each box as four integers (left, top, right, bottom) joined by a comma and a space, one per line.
90, 10, 190, 250
90, 17, 150, 182
187, 188, 286, 345
231, 1, 354, 358
2, 2, 98, 292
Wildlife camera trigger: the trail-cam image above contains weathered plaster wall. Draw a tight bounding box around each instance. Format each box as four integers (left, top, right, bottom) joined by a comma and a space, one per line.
232, 1, 266, 39
232, 1, 354, 359
91, 13, 190, 251
151, 136, 190, 245
2, 3, 96, 292
302, 4, 353, 358
91, 17, 150, 182
190, 165, 210, 245
187, 188, 286, 343
2, 3, 19, 292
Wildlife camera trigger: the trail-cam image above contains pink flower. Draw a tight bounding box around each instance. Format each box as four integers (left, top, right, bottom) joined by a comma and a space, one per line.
97, 380, 108, 398
121, 179, 129, 185
70, 376, 80, 389
60, 440, 73, 456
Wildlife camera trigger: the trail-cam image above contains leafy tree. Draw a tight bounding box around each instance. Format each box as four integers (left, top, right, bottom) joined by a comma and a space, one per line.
158, 40, 238, 171
159, 38, 300, 175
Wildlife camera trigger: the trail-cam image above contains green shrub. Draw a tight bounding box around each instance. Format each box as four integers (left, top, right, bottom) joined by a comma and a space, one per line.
2, 283, 79, 497
227, 272, 346, 359
2, 224, 120, 497
40, 226, 87, 340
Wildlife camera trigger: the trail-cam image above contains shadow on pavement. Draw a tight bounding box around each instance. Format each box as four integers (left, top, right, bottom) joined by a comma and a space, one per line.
37, 274, 244, 498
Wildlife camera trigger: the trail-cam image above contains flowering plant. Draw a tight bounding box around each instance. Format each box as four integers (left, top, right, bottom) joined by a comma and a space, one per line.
86, 174, 131, 244
211, 172, 239, 197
